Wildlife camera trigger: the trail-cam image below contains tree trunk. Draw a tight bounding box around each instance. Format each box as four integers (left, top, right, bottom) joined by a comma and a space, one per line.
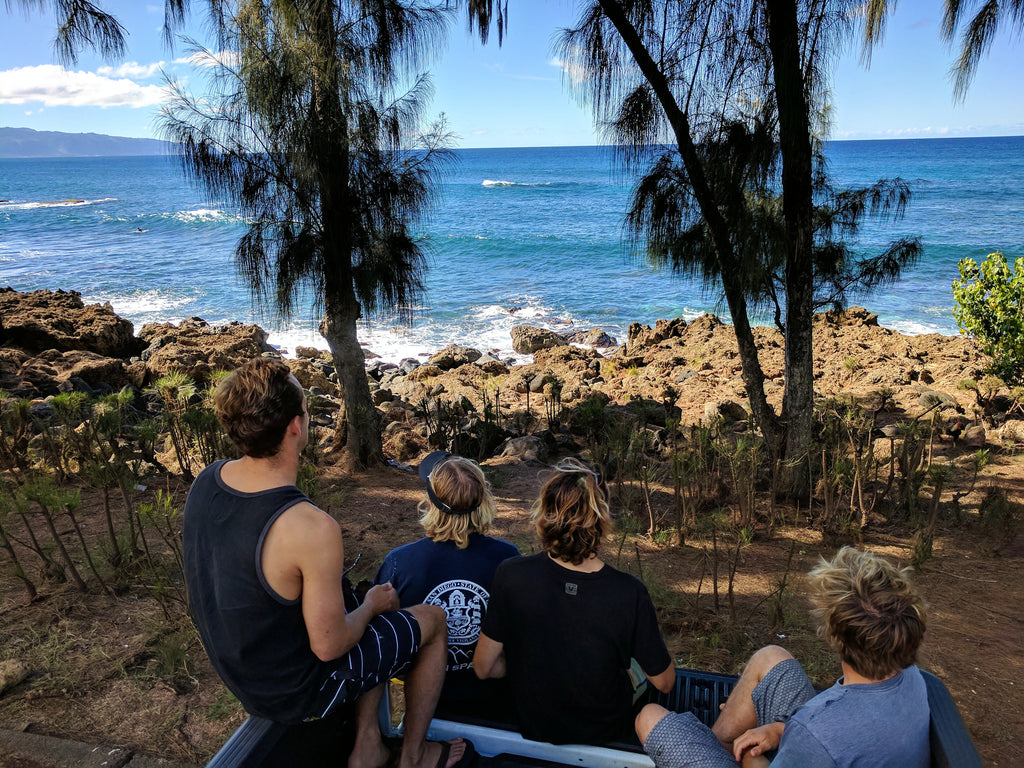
320, 291, 384, 468
305, 7, 382, 469
766, 0, 816, 498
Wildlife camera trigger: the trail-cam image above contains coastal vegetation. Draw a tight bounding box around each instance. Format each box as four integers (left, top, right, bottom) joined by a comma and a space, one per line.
953, 251, 1024, 385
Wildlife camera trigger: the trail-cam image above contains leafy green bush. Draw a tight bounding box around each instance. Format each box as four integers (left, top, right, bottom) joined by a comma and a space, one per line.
952, 251, 1024, 384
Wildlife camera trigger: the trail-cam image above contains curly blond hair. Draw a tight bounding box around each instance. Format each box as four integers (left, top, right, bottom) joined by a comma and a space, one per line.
418, 457, 496, 549
531, 459, 610, 565
807, 547, 927, 681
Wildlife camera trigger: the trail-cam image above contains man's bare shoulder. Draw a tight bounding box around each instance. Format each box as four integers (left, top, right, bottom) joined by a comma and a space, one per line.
275, 501, 340, 540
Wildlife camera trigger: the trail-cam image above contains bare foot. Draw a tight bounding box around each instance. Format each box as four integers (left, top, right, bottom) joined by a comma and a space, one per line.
399, 738, 467, 768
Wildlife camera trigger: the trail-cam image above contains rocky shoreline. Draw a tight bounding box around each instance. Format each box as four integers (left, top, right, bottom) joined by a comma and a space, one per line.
3, 287, 1022, 462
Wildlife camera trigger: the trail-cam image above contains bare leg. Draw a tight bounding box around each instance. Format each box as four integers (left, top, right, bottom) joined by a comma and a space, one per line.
348, 684, 390, 768
398, 604, 467, 768
712, 645, 794, 748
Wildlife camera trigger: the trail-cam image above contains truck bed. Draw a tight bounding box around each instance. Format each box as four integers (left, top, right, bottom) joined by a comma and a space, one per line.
207, 667, 981, 768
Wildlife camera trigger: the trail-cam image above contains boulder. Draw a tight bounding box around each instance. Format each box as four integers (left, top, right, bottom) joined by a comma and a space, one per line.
815, 306, 880, 328
137, 318, 276, 384
997, 420, 1024, 444
286, 358, 336, 394
295, 345, 329, 360
625, 317, 689, 354
0, 659, 29, 696
475, 355, 509, 376
704, 399, 748, 425
0, 348, 30, 394
405, 365, 444, 382
962, 425, 987, 448
511, 326, 568, 354
3, 349, 128, 398
497, 435, 548, 462
0, 288, 140, 358
428, 344, 482, 370
565, 328, 618, 348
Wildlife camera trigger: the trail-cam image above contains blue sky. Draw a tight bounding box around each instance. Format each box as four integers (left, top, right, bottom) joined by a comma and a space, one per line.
1, 0, 1021, 148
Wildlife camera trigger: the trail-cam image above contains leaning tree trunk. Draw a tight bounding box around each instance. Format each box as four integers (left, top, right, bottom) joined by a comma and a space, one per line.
320, 289, 384, 469
596, 0, 785, 462
766, 0, 816, 499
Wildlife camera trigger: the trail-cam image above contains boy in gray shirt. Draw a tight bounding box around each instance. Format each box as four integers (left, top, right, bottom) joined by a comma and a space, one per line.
636, 547, 929, 768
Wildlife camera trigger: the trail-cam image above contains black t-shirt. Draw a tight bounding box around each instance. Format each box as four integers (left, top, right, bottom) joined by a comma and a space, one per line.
481, 552, 671, 745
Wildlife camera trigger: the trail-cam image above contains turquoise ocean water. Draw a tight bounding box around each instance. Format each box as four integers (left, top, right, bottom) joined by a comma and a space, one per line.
1, 137, 1022, 363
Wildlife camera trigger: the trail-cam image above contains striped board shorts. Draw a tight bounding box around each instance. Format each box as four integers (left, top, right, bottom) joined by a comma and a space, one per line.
304, 609, 421, 721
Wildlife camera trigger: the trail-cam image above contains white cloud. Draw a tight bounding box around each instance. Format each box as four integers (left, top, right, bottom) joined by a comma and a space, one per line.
548, 56, 588, 85
834, 122, 1024, 140
97, 61, 166, 79
0, 65, 170, 108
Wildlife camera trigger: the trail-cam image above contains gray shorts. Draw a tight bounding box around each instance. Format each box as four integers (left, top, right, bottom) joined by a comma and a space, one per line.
643, 658, 816, 768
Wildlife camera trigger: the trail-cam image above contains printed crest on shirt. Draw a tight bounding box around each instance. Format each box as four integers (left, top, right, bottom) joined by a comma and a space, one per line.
424, 579, 489, 671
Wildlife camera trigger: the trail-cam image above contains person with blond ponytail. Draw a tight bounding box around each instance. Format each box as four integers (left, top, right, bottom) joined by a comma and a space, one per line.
375, 451, 519, 715
473, 459, 675, 746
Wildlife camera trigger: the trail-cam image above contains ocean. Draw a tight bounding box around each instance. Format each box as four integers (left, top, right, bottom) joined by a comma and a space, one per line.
1, 137, 1021, 364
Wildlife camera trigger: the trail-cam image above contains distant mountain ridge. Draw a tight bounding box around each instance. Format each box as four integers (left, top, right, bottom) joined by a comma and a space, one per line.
0, 127, 177, 158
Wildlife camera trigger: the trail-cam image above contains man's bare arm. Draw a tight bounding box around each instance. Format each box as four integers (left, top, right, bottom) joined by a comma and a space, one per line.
732, 721, 785, 767
274, 503, 398, 661
648, 662, 676, 694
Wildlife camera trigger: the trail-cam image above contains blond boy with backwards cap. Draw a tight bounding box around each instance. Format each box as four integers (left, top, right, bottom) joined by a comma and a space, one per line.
375, 451, 519, 716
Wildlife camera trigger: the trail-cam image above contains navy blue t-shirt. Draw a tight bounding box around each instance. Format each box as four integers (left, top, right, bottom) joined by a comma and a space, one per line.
375, 533, 519, 703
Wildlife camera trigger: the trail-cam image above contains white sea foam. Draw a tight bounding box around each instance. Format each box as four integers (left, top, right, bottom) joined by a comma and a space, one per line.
887, 319, 952, 336
92, 290, 195, 318
473, 302, 552, 320
169, 208, 245, 224
481, 180, 552, 188
265, 326, 333, 357
1, 197, 117, 209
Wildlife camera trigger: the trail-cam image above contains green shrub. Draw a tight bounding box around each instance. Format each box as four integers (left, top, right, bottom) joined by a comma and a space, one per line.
952, 251, 1024, 384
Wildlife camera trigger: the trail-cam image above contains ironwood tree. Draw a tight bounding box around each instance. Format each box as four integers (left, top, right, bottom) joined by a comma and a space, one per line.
160, 0, 453, 467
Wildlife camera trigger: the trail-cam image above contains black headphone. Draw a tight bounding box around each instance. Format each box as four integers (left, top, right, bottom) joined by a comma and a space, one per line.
419, 451, 479, 516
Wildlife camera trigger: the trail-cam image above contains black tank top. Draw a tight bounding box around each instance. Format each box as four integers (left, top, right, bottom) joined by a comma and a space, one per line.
183, 460, 325, 722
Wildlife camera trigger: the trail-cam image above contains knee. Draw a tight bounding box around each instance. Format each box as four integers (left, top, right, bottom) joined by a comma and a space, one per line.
747, 645, 795, 676
408, 603, 447, 640
635, 703, 670, 745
